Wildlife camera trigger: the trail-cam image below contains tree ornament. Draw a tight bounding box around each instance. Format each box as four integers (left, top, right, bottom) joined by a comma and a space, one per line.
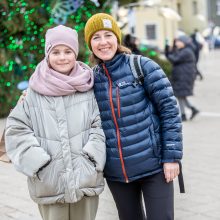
51, 0, 84, 24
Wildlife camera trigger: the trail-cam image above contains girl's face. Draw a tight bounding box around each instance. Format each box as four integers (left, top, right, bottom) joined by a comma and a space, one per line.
90, 30, 118, 61
48, 45, 76, 75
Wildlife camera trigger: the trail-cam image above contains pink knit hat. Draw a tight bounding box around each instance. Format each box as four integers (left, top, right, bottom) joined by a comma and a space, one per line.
45, 25, 79, 58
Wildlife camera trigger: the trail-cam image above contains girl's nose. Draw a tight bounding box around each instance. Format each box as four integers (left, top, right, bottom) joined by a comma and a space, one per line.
59, 53, 65, 59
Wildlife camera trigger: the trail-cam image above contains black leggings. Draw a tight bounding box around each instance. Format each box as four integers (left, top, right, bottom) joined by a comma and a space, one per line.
107, 172, 174, 220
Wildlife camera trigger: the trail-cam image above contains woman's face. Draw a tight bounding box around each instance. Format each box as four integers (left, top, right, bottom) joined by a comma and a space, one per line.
48, 45, 76, 75
175, 40, 185, 49
90, 30, 118, 61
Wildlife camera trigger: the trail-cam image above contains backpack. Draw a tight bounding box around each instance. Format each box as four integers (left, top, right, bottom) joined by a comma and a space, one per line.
129, 54, 145, 85
129, 54, 185, 193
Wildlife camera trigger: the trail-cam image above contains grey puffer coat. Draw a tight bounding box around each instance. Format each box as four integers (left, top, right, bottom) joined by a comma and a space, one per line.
167, 46, 197, 97
5, 88, 106, 204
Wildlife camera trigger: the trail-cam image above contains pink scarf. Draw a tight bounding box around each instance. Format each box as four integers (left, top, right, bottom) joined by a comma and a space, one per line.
29, 59, 94, 96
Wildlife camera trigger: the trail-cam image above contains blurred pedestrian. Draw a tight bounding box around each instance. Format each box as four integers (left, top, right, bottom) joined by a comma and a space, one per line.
123, 33, 141, 55
84, 13, 183, 220
165, 35, 199, 121
5, 25, 106, 220
191, 29, 204, 80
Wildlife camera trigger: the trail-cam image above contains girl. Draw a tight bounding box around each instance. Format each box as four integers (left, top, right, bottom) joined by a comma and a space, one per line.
84, 13, 183, 220
5, 25, 106, 220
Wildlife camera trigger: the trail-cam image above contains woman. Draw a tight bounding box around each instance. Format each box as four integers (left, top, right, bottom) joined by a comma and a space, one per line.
84, 13, 183, 220
165, 35, 199, 121
5, 25, 106, 220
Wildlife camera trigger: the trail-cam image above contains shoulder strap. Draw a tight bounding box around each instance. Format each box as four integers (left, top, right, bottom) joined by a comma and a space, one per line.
178, 161, 185, 193
129, 54, 144, 85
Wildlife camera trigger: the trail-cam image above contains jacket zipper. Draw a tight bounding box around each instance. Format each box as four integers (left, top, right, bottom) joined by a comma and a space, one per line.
102, 64, 128, 183
116, 87, 121, 118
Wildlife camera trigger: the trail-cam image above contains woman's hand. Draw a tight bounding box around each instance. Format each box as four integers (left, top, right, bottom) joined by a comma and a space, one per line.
163, 162, 179, 183
18, 90, 27, 103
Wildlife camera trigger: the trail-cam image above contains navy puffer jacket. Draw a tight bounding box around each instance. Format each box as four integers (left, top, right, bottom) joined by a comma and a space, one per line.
93, 53, 182, 183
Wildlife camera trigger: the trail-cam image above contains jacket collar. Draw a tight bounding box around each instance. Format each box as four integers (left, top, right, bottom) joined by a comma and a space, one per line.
96, 53, 130, 82
100, 53, 125, 69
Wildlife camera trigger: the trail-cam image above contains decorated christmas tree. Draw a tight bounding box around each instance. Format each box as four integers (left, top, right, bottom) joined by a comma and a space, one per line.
0, 0, 110, 117
0, 0, 166, 118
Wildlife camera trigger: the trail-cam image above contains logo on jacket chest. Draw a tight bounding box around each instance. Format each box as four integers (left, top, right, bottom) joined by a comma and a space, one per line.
117, 81, 134, 88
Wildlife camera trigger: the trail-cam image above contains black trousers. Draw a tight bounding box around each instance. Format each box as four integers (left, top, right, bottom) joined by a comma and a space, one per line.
107, 172, 174, 220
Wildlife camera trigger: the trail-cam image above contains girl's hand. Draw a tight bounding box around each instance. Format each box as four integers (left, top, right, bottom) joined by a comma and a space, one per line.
18, 90, 27, 103
163, 162, 179, 183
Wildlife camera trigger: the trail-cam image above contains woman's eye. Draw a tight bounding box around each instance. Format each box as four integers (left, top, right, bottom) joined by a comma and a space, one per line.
92, 36, 99, 40
104, 33, 113, 38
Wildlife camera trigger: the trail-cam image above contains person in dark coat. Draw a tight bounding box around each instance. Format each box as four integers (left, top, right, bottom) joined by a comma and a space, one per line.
191, 29, 203, 80
123, 34, 141, 55
165, 35, 199, 121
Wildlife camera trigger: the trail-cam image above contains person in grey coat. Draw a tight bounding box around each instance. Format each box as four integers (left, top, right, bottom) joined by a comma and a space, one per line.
5, 25, 106, 220
165, 35, 199, 121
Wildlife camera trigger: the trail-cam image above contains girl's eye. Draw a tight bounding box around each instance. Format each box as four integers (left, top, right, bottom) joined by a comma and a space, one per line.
52, 51, 59, 55
66, 50, 73, 54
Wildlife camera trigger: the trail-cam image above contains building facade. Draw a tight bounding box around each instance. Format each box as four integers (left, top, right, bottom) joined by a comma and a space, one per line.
121, 0, 180, 50
117, 0, 210, 50
177, 0, 208, 34
207, 0, 220, 27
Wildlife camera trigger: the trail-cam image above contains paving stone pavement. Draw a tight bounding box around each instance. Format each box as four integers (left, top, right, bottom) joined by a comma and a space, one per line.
0, 50, 220, 220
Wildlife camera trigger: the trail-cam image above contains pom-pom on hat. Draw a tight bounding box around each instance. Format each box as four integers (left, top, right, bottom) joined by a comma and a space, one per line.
45, 25, 79, 58
84, 13, 121, 50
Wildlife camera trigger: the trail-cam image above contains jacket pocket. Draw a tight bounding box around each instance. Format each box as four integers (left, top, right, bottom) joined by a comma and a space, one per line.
149, 125, 160, 157
32, 159, 65, 198
116, 81, 136, 118
78, 154, 98, 188
116, 87, 121, 118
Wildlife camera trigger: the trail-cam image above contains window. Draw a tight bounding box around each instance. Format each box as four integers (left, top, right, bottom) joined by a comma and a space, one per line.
192, 1, 198, 14
145, 24, 156, 40
217, 0, 220, 16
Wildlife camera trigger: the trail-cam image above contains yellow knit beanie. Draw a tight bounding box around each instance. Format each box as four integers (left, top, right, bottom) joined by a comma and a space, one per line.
84, 13, 122, 50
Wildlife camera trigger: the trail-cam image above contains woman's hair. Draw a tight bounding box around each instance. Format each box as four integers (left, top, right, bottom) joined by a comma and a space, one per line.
89, 45, 131, 65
